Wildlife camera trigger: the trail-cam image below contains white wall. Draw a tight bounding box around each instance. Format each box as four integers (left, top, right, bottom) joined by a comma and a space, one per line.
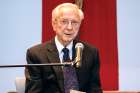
117, 0, 140, 91
0, 0, 41, 92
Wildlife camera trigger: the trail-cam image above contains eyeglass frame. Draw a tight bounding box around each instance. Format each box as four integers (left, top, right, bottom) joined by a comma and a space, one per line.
56, 18, 81, 28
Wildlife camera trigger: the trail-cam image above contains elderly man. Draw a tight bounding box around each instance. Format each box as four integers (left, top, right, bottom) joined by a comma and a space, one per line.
25, 3, 102, 93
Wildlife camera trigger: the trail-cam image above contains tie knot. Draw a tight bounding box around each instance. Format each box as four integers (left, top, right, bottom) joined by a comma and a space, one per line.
62, 48, 70, 62
62, 47, 69, 54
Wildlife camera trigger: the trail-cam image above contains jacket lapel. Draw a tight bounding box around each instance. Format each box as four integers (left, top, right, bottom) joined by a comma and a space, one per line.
45, 39, 64, 92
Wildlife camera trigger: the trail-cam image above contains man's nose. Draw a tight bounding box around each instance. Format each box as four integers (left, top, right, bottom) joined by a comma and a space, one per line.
67, 21, 73, 29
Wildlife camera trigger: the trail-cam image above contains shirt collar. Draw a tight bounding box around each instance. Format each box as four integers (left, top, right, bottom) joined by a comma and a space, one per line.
55, 36, 73, 56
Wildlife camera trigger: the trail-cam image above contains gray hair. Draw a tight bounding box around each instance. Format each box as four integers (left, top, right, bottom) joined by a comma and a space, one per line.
52, 3, 84, 22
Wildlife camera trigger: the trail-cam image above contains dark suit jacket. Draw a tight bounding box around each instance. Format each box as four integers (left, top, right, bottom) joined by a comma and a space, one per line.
25, 39, 102, 93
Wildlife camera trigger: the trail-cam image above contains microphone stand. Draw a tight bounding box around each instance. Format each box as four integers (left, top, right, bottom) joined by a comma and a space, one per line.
0, 62, 74, 68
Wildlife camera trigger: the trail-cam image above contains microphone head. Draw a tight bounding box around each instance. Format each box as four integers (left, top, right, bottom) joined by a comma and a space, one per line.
75, 42, 84, 68
75, 42, 84, 49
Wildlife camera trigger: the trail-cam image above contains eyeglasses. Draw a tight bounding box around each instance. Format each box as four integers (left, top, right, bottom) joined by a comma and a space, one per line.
58, 19, 81, 28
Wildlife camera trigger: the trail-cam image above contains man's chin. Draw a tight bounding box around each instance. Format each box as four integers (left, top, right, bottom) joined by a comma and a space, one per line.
65, 38, 73, 42
63, 39, 73, 44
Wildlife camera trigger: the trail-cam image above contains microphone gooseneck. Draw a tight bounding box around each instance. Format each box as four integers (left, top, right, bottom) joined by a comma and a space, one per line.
74, 42, 84, 68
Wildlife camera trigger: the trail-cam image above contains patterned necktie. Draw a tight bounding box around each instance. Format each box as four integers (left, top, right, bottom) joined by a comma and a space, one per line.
62, 48, 79, 93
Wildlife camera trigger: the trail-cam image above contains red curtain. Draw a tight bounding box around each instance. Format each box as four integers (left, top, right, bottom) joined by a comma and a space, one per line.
42, 0, 118, 90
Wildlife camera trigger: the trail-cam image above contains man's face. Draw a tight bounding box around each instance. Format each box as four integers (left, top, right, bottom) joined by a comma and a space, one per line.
52, 8, 81, 46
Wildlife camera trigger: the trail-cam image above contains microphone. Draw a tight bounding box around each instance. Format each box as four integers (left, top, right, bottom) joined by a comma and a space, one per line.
74, 42, 84, 68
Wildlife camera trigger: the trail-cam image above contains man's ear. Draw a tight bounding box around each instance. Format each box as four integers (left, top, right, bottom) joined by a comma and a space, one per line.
52, 20, 57, 31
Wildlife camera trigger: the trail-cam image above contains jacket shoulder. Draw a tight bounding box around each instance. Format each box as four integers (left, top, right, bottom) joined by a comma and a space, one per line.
79, 41, 98, 52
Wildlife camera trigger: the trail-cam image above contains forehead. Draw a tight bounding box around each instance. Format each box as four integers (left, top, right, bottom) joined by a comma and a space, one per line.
58, 6, 80, 20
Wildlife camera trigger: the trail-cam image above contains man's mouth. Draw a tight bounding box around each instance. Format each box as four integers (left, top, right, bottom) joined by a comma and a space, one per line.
64, 33, 72, 36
